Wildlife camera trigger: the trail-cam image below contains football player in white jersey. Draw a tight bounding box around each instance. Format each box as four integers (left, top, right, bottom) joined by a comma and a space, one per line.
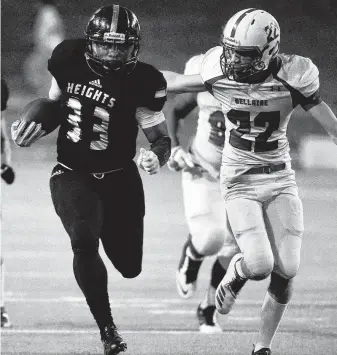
162, 8, 337, 355
165, 54, 240, 333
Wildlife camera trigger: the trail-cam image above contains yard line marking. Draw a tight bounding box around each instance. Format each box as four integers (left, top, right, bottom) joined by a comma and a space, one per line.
0, 329, 237, 335
2, 328, 336, 336
148, 310, 328, 322
5, 296, 337, 307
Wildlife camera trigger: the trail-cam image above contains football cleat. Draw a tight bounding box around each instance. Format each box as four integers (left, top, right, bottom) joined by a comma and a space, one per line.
252, 347, 272, 355
1, 307, 12, 328
215, 253, 247, 314
101, 323, 127, 355
176, 239, 203, 299
176, 269, 197, 299
197, 304, 222, 333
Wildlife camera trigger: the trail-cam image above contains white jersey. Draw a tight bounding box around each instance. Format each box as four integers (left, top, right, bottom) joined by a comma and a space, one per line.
184, 55, 224, 175
200, 46, 320, 174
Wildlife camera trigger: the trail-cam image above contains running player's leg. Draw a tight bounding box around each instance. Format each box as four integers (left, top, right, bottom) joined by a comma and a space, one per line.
253, 185, 303, 353
100, 161, 145, 279
177, 169, 225, 298
98, 162, 144, 354
198, 208, 240, 332
216, 195, 274, 314
49, 165, 114, 332
196, 190, 239, 332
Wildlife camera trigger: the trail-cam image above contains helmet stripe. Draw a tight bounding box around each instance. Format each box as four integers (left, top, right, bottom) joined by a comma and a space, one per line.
230, 8, 257, 37
110, 4, 119, 32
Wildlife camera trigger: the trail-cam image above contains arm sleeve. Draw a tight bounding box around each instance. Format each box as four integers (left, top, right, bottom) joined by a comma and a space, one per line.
298, 63, 321, 111
140, 69, 167, 111
135, 107, 165, 129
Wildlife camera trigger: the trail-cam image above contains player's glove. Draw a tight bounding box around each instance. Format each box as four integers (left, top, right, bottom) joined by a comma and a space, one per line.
137, 148, 160, 175
167, 146, 194, 172
1, 164, 15, 184
11, 120, 46, 147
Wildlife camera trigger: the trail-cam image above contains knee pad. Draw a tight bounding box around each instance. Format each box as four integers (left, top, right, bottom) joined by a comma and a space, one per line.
274, 234, 302, 279
242, 250, 274, 280
191, 227, 225, 256
71, 220, 99, 255
268, 271, 293, 304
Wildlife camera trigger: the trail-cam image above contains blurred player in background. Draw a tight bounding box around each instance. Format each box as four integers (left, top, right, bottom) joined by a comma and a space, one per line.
1, 77, 15, 328
12, 5, 170, 355
24, 0, 64, 96
162, 8, 337, 355
165, 54, 240, 333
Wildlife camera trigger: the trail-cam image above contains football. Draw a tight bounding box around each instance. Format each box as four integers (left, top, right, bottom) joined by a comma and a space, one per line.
19, 98, 63, 134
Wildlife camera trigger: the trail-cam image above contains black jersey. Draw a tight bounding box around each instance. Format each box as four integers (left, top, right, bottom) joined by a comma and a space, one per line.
1, 78, 9, 152
1, 78, 9, 112
48, 39, 167, 173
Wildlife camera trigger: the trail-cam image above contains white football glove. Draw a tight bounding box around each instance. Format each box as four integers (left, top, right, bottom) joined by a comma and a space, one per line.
167, 146, 194, 172
137, 148, 160, 175
11, 120, 46, 147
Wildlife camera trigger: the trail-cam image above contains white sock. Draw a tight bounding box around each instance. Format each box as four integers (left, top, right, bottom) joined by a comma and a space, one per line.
186, 246, 203, 261
254, 291, 288, 352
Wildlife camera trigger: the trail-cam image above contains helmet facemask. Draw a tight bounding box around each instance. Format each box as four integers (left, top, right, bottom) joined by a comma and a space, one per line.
220, 42, 267, 81
85, 33, 140, 76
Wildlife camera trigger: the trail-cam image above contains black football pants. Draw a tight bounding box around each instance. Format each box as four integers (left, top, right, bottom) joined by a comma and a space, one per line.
49, 160, 145, 330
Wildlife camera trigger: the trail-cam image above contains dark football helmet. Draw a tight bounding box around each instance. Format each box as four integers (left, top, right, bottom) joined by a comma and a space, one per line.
85, 5, 141, 76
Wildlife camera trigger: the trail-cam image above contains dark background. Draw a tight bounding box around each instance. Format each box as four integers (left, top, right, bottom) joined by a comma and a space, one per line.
1, 0, 336, 100
1, 0, 337, 159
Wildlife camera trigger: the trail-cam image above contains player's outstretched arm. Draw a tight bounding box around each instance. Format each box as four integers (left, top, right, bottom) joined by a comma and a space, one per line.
137, 115, 171, 175
308, 101, 337, 145
165, 93, 197, 171
161, 71, 205, 94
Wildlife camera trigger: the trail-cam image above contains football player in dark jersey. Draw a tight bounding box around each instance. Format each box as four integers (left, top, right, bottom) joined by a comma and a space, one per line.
11, 5, 171, 354
1, 77, 14, 328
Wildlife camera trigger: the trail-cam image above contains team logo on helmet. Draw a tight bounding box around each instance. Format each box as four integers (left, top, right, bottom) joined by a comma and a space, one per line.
264, 21, 279, 44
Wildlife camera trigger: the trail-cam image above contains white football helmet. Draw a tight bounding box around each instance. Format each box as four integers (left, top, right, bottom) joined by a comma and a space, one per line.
220, 9, 280, 81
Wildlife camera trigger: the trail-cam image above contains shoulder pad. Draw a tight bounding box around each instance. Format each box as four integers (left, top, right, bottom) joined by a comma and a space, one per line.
48, 39, 85, 76
200, 46, 223, 83
277, 54, 319, 97
184, 54, 204, 75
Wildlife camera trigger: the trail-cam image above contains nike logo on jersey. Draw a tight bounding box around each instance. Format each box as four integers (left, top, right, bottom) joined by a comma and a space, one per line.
89, 79, 102, 88
233, 98, 269, 106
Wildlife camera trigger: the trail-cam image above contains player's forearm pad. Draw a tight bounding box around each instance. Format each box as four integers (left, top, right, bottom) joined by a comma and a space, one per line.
150, 136, 171, 167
